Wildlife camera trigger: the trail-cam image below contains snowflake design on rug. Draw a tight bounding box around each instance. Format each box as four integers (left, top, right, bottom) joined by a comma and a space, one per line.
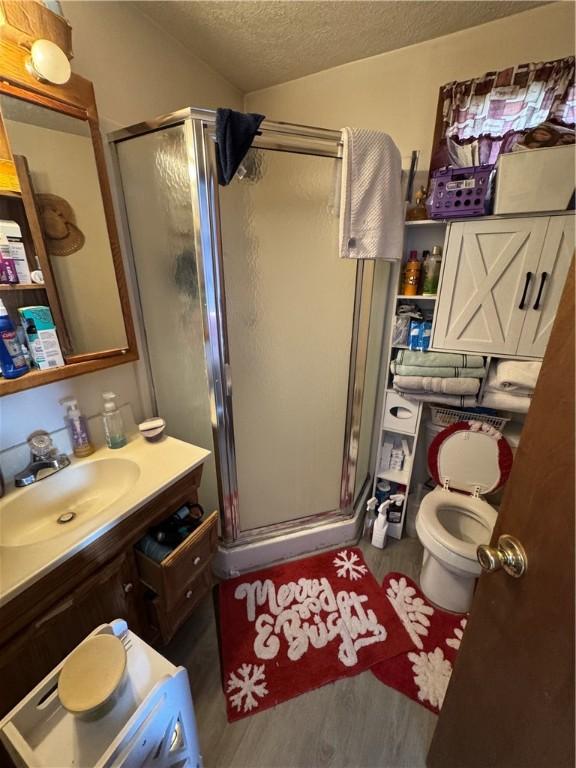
226, 663, 269, 713
333, 549, 368, 581
386, 576, 434, 649
408, 647, 453, 710
446, 617, 468, 651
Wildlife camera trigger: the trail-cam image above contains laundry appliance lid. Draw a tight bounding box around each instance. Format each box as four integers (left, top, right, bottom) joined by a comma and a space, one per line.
428, 421, 513, 495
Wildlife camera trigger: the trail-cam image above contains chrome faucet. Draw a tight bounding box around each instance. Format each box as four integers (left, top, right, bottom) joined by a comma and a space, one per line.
14, 432, 71, 487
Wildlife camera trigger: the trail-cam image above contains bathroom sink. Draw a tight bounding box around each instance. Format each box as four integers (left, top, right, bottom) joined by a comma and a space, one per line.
0, 458, 140, 548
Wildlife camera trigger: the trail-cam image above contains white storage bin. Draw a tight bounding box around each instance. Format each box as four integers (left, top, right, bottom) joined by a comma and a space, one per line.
494, 145, 575, 214
0, 621, 200, 768
382, 391, 420, 435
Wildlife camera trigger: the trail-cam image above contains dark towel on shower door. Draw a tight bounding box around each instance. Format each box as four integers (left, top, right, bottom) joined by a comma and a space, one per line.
215, 108, 265, 185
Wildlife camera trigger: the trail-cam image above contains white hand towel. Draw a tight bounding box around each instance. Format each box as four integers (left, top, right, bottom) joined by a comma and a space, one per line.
487, 360, 541, 393
339, 128, 403, 260
481, 391, 531, 414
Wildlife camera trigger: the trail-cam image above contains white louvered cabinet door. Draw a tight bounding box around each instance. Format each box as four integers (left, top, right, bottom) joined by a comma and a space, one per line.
432, 217, 548, 355
516, 215, 574, 358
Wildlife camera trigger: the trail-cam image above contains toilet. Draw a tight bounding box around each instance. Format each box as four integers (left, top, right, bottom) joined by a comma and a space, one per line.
416, 420, 513, 613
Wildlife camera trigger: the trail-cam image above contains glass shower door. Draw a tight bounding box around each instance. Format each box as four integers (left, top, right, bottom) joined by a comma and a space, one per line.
218, 147, 358, 533
115, 124, 219, 514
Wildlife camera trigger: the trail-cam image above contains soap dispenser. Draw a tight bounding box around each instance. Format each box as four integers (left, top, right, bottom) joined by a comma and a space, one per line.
102, 392, 127, 449
60, 397, 94, 457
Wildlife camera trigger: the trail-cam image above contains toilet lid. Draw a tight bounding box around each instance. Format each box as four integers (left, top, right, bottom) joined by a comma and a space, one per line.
428, 421, 513, 495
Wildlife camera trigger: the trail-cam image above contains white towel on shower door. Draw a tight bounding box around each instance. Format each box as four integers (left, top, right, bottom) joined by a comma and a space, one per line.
339, 127, 403, 260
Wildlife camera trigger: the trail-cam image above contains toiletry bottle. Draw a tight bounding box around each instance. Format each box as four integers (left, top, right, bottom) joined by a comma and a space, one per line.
401, 250, 421, 296
386, 493, 405, 525
60, 397, 94, 458
364, 497, 378, 540
420, 250, 430, 293
102, 392, 127, 449
16, 326, 32, 367
0, 299, 29, 379
371, 501, 390, 549
422, 245, 442, 296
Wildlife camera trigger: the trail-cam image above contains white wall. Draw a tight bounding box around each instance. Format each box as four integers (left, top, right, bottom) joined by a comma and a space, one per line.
246, 2, 575, 171
0, 1, 242, 453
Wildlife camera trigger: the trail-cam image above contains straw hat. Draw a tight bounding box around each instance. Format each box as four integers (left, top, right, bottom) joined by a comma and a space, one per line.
36, 194, 85, 257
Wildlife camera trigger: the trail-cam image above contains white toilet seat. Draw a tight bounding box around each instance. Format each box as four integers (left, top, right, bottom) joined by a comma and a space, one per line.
416, 488, 497, 577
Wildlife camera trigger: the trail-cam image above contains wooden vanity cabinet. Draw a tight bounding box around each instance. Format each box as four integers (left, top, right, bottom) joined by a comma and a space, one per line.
136, 510, 219, 644
0, 464, 218, 718
0, 552, 142, 717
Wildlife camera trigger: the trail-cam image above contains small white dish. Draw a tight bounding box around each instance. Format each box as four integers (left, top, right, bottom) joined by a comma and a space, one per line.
138, 417, 166, 442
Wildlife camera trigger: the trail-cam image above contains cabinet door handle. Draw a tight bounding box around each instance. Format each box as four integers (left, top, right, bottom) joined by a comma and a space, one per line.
518, 271, 532, 310
35, 597, 74, 629
533, 272, 548, 310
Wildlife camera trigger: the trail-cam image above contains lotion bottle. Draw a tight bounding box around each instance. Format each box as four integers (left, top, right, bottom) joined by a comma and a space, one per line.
60, 397, 94, 457
102, 392, 127, 449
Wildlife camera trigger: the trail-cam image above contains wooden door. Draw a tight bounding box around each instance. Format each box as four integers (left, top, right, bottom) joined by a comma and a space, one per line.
432, 217, 547, 355
516, 215, 574, 357
427, 261, 575, 768
0, 552, 143, 718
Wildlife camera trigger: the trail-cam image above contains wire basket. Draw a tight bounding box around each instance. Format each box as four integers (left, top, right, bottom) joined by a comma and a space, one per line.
429, 405, 510, 431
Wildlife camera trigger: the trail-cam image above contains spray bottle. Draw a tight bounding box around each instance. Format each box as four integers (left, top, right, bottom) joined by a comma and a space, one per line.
364, 496, 378, 541
371, 493, 406, 549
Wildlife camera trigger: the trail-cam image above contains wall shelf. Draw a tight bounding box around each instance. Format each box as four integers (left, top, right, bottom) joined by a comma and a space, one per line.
396, 294, 437, 300
377, 467, 410, 485
0, 350, 138, 396
0, 283, 46, 292
404, 219, 447, 227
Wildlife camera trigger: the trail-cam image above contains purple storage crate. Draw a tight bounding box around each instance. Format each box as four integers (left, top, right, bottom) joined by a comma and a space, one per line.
426, 165, 494, 219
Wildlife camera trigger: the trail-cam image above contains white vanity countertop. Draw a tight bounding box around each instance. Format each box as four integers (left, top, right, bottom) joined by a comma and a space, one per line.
0, 434, 210, 608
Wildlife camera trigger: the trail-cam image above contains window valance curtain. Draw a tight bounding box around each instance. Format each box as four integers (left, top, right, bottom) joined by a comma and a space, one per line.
432, 56, 575, 168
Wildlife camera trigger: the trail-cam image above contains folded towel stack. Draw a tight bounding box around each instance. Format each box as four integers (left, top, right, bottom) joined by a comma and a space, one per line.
481, 360, 541, 413
391, 350, 485, 406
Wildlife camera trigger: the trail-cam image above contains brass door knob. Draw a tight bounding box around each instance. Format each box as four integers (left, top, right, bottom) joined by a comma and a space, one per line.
477, 534, 528, 578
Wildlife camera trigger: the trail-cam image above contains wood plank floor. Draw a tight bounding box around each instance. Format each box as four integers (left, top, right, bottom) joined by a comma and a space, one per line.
166, 537, 437, 768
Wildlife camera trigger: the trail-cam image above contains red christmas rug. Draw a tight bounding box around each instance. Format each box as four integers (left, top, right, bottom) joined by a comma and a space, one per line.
371, 572, 468, 713
219, 548, 414, 721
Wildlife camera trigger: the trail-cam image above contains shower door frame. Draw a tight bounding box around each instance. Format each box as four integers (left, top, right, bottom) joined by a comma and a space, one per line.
110, 108, 375, 547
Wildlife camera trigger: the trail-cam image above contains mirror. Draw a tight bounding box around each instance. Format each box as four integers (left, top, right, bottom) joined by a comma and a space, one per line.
0, 93, 127, 356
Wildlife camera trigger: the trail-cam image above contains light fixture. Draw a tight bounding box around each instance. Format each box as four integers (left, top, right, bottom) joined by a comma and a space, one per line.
26, 39, 71, 85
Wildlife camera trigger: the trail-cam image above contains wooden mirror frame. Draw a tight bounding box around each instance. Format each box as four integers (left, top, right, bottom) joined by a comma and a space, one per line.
0, 37, 138, 396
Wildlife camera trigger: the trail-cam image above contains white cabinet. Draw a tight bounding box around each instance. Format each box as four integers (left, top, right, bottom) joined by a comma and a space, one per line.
432, 215, 573, 358
516, 216, 574, 357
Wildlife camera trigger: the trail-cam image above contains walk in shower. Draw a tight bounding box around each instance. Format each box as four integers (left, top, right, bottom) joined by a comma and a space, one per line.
111, 109, 387, 572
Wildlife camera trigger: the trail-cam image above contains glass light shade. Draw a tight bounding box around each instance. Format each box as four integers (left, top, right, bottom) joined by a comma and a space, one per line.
26, 39, 71, 85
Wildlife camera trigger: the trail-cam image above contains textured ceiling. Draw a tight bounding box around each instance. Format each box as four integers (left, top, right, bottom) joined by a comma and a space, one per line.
135, 1, 548, 92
